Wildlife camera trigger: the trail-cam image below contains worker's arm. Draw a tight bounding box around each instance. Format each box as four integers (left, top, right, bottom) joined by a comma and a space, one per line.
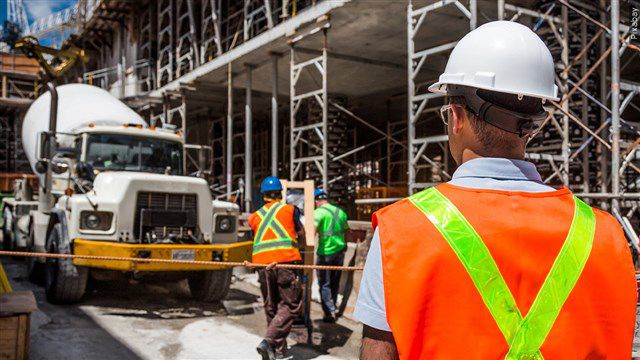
344, 228, 353, 243
293, 207, 306, 249
361, 325, 398, 360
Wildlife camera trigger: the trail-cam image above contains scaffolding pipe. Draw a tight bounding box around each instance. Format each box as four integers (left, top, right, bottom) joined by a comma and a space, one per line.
271, 54, 278, 176
560, 5, 570, 186
598, 0, 608, 196
180, 90, 187, 142
407, 1, 415, 194
611, 0, 621, 213
226, 63, 233, 200
245, 64, 253, 211
580, 18, 589, 194
321, 31, 329, 193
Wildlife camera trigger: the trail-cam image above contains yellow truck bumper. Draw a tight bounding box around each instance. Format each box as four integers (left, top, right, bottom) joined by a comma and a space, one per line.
72, 239, 253, 271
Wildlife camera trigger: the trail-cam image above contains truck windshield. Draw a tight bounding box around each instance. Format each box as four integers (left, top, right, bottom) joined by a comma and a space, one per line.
86, 134, 183, 175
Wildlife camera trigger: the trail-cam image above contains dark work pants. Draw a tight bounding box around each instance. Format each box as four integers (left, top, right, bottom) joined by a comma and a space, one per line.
258, 268, 302, 353
316, 250, 345, 316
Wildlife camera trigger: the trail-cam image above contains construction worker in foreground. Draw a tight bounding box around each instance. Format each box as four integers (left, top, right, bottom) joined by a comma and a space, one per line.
355, 21, 637, 359
249, 176, 305, 360
313, 189, 350, 322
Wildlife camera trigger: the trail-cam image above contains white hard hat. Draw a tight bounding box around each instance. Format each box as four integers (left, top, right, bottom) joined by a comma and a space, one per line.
429, 21, 558, 101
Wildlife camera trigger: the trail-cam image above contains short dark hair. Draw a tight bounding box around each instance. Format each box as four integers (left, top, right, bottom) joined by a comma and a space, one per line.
448, 90, 541, 150
263, 190, 282, 200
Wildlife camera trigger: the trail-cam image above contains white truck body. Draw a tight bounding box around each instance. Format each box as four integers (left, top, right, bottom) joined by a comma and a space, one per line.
3, 83, 249, 303
22, 84, 147, 182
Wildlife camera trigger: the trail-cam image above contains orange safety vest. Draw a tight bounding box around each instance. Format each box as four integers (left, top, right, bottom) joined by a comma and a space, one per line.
374, 183, 637, 359
249, 201, 302, 264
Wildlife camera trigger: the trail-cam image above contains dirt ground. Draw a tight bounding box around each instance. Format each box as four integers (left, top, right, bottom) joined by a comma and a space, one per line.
1, 255, 362, 360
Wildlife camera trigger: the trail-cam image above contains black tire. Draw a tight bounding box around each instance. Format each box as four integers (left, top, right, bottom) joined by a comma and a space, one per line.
44, 223, 87, 303
27, 222, 44, 285
2, 207, 14, 251
188, 269, 232, 302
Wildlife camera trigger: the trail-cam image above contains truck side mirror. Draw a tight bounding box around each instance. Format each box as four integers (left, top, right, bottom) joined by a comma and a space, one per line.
75, 161, 95, 181
38, 132, 48, 160
55, 147, 78, 159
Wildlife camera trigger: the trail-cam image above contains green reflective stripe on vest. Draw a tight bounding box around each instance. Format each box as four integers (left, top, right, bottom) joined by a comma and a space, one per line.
505, 197, 595, 359
253, 239, 297, 254
409, 188, 595, 359
253, 203, 296, 255
409, 188, 524, 348
254, 203, 282, 241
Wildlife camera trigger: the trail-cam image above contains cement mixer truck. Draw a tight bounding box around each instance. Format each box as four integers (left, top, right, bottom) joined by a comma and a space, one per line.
2, 83, 252, 303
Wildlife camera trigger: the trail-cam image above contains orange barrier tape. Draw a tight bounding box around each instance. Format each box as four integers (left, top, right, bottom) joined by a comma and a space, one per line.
0, 251, 364, 271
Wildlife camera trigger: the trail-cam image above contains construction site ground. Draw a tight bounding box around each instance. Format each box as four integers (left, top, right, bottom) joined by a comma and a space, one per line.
0, 248, 361, 359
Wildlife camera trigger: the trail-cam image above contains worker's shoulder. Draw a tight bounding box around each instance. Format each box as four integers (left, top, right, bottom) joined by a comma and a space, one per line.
373, 197, 414, 219
282, 203, 297, 212
591, 206, 624, 234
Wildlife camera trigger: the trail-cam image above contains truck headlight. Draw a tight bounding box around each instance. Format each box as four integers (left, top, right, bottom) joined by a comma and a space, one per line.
215, 215, 235, 233
80, 211, 113, 231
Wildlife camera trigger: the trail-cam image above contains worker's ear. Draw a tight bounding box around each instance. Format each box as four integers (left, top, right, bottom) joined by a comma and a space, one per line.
450, 105, 466, 135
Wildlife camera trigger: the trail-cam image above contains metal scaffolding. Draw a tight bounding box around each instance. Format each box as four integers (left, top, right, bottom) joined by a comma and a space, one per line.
404, 0, 639, 236
157, 0, 174, 87
406, 0, 476, 194
289, 29, 329, 192
28, 0, 635, 229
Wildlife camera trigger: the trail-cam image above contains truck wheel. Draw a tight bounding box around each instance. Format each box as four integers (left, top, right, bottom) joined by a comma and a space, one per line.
188, 269, 232, 302
44, 223, 87, 303
2, 206, 14, 251
27, 224, 44, 285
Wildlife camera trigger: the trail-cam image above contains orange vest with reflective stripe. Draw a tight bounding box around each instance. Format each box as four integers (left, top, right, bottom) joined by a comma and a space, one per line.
374, 184, 636, 360
249, 201, 302, 264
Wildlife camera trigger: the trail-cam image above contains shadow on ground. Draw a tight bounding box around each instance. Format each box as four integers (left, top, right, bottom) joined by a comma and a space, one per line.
81, 276, 260, 319
287, 319, 354, 359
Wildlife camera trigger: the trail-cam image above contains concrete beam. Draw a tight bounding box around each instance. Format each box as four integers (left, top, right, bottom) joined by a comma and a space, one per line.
149, 0, 349, 97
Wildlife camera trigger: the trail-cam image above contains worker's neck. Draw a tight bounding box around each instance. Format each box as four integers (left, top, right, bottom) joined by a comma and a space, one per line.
460, 147, 525, 165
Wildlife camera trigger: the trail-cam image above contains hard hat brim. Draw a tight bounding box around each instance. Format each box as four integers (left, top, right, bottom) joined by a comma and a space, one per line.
428, 81, 560, 102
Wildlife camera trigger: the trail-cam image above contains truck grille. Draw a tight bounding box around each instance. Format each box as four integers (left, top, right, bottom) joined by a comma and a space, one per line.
134, 192, 199, 241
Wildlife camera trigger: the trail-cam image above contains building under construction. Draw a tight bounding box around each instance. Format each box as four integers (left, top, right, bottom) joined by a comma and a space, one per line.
2, 0, 639, 229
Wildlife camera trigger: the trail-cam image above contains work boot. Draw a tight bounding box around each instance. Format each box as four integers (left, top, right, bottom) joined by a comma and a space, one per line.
275, 347, 292, 359
322, 312, 337, 323
256, 339, 276, 360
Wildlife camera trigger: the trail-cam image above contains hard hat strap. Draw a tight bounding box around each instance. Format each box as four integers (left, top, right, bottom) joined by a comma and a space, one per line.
448, 85, 547, 137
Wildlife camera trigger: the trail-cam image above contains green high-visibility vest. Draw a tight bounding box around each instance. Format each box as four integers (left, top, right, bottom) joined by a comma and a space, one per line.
315, 203, 348, 255
409, 187, 596, 359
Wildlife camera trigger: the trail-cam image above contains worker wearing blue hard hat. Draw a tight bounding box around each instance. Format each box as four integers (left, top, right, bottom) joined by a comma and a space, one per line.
261, 176, 283, 193
250, 176, 305, 360
313, 188, 350, 323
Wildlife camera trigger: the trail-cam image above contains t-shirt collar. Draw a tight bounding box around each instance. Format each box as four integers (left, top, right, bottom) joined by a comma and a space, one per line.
452, 157, 544, 182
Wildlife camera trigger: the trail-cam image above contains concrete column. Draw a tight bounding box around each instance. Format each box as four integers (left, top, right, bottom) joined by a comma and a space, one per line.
226, 63, 233, 201
244, 64, 253, 211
